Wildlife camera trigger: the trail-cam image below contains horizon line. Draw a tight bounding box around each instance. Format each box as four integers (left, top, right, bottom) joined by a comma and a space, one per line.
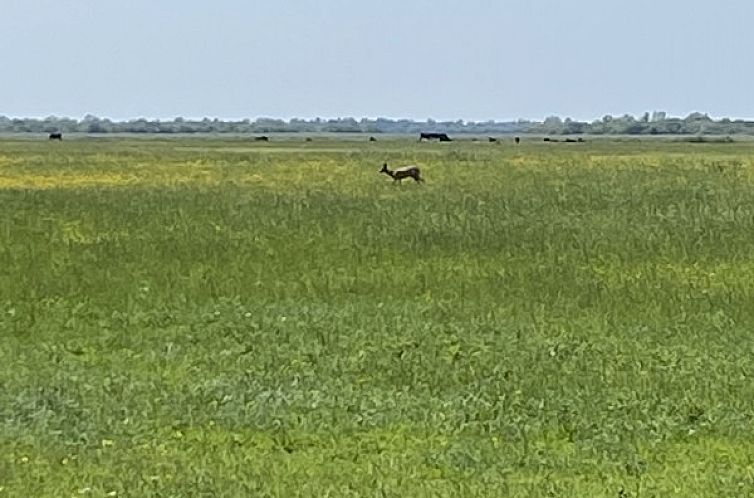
3, 112, 754, 123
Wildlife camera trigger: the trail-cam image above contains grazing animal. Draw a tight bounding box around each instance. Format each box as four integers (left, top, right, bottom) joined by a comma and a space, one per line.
379, 163, 424, 184
514, 136, 520, 144
369, 136, 377, 142
488, 137, 498, 143
49, 132, 63, 141
254, 135, 269, 142
305, 137, 313, 142
419, 132, 452, 142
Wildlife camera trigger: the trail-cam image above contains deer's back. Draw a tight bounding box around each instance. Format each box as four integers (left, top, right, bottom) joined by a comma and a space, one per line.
394, 165, 420, 176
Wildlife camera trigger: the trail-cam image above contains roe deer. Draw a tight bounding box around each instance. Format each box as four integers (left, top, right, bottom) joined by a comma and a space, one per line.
379, 163, 424, 184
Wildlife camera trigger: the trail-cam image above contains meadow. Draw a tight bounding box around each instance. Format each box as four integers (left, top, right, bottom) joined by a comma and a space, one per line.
2, 135, 754, 497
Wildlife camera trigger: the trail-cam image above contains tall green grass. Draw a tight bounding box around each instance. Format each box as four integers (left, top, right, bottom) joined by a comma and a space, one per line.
2, 137, 754, 496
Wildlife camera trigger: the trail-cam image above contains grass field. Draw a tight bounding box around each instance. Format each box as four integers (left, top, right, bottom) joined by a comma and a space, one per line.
3, 136, 754, 497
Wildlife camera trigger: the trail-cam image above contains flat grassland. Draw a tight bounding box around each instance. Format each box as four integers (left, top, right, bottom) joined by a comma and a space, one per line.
2, 137, 754, 496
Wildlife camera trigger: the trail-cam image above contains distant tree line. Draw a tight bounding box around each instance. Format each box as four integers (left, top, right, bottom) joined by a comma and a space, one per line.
529, 112, 754, 136
2, 112, 753, 135
0, 114, 528, 134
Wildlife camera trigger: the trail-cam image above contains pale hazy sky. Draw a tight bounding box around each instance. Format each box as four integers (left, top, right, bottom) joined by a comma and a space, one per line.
2, 0, 751, 121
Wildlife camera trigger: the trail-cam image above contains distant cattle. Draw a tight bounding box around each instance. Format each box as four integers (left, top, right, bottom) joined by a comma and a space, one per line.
514, 136, 520, 144
254, 136, 269, 142
369, 136, 377, 142
49, 132, 63, 141
488, 137, 498, 143
544, 137, 584, 143
305, 137, 313, 142
420, 132, 452, 142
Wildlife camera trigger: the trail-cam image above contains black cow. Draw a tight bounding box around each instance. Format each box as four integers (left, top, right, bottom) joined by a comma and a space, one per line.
369, 136, 377, 142
420, 132, 452, 142
49, 132, 63, 141
254, 136, 270, 142
488, 137, 498, 143
514, 136, 520, 144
